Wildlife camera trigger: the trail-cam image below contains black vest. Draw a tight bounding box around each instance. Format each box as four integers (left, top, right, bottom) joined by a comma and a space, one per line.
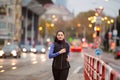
52, 42, 70, 70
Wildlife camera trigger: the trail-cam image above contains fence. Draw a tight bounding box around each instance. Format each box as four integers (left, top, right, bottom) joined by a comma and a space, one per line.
84, 54, 120, 80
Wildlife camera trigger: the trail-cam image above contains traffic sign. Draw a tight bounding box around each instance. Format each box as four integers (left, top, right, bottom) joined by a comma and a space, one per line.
95, 48, 102, 56
108, 31, 112, 39
96, 16, 102, 24
113, 29, 117, 36
95, 8, 104, 16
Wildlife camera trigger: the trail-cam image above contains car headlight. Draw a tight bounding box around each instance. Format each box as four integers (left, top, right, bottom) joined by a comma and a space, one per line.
23, 48, 27, 52
41, 48, 46, 53
48, 47, 50, 50
11, 50, 17, 56
0, 50, 4, 56
31, 48, 37, 52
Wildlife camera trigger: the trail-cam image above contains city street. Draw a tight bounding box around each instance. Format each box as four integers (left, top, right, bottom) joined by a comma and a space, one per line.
0, 47, 120, 80
0, 52, 84, 80
0, 0, 120, 80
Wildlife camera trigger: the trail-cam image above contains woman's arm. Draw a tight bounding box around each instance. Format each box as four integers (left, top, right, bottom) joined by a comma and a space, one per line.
66, 43, 71, 61
49, 44, 60, 59
67, 43, 71, 56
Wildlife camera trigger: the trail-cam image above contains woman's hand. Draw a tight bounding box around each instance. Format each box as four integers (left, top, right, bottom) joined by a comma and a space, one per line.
66, 56, 70, 62
66, 57, 69, 62
59, 48, 66, 54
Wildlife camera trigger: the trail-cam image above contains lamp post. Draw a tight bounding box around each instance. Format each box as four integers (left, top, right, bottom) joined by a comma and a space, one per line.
25, 8, 28, 45
113, 18, 117, 51
31, 13, 34, 46
45, 22, 48, 40
83, 25, 86, 39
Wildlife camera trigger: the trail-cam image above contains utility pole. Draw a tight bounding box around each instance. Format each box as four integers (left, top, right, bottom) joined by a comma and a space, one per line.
113, 18, 118, 51
31, 13, 34, 47
83, 25, 86, 38
25, 9, 28, 45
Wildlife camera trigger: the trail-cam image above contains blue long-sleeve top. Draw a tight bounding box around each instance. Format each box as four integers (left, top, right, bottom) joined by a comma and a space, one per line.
49, 43, 70, 59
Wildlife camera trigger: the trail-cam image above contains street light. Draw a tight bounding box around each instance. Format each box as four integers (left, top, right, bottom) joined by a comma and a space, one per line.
39, 26, 43, 31
77, 23, 81, 27
25, 8, 28, 45
89, 24, 92, 28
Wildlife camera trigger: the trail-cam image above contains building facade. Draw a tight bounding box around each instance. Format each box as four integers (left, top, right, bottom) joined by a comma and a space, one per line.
0, 0, 22, 44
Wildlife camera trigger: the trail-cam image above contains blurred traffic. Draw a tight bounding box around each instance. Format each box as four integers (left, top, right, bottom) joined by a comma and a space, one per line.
0, 42, 21, 58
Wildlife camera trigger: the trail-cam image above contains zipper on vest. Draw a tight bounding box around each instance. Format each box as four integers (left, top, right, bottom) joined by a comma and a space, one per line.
61, 54, 63, 69
61, 45, 63, 69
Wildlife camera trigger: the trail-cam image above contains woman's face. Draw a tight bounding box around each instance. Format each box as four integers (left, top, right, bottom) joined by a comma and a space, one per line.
57, 32, 65, 41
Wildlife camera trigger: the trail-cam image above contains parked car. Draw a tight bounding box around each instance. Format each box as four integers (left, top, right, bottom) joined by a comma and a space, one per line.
30, 45, 47, 54
114, 46, 120, 59
0, 43, 21, 58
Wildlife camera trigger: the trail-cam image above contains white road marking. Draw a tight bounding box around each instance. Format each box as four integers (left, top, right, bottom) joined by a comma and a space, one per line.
73, 66, 83, 74
109, 63, 120, 70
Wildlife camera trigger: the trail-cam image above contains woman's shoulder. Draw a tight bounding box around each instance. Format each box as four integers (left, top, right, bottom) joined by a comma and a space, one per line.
50, 43, 54, 46
65, 41, 70, 46
50, 42, 58, 47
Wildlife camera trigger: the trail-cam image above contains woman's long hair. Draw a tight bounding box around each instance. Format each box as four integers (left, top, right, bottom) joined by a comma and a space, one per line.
54, 30, 65, 44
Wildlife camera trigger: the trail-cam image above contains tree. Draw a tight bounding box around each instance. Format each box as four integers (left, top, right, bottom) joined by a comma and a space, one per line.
66, 10, 96, 42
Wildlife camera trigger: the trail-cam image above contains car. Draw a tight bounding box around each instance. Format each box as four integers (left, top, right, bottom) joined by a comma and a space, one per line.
30, 45, 47, 54
0, 43, 21, 58
70, 38, 82, 53
21, 44, 32, 53
92, 43, 99, 49
114, 46, 120, 59
70, 45, 82, 53
88, 43, 93, 48
82, 42, 88, 48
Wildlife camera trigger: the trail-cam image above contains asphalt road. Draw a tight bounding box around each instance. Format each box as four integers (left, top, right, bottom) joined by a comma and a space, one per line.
0, 52, 84, 80
0, 48, 119, 80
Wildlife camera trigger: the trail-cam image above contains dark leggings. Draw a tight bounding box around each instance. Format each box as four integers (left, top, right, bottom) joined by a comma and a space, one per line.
52, 67, 69, 80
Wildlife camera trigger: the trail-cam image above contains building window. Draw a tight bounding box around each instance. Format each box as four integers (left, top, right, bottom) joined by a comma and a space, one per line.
0, 5, 7, 15
8, 8, 13, 17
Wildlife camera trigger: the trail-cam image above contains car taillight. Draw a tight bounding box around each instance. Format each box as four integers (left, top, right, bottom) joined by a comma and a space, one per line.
117, 52, 120, 56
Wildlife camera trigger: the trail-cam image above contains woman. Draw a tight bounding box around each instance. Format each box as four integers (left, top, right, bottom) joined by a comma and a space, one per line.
49, 30, 70, 80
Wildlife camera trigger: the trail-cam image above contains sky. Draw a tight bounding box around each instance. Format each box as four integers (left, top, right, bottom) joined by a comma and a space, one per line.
66, 0, 120, 17
53, 0, 120, 17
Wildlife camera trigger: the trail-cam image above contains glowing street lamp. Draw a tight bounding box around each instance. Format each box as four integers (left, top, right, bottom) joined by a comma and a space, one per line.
107, 20, 111, 25
52, 15, 56, 19
111, 19, 114, 23
51, 23, 54, 27
99, 6, 104, 10
102, 17, 105, 21
95, 13, 99, 16
89, 24, 92, 28
105, 0, 109, 2
77, 23, 81, 27
104, 17, 108, 20
88, 17, 91, 21
39, 26, 43, 31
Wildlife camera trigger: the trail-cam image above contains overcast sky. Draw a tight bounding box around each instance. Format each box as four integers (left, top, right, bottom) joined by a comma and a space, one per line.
66, 0, 120, 17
